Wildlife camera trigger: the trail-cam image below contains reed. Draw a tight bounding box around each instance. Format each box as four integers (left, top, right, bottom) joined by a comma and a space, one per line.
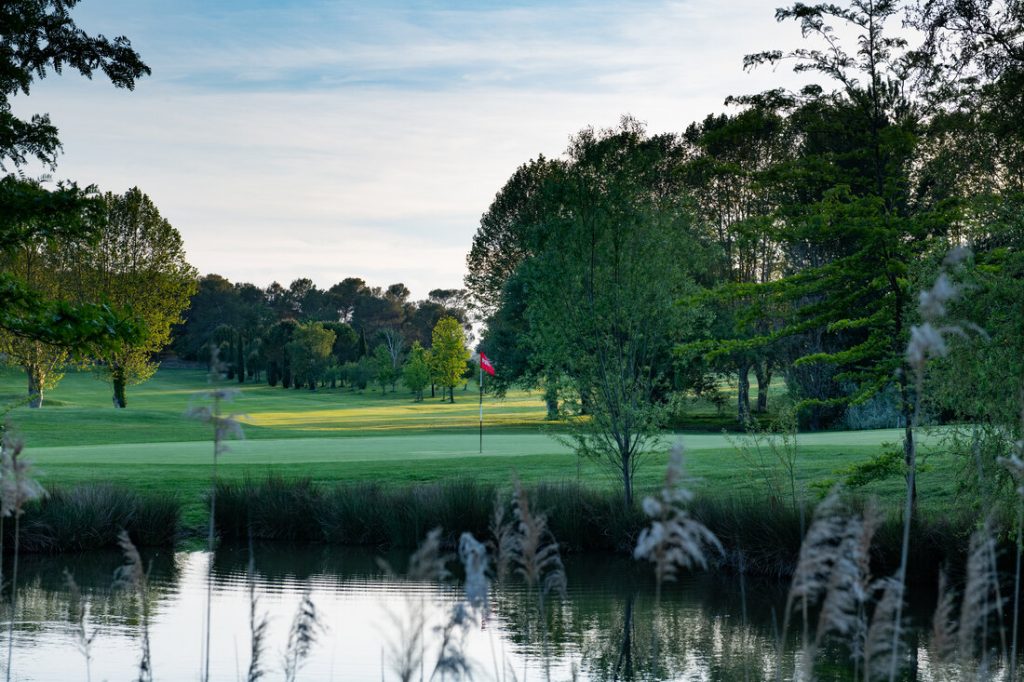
14, 484, 179, 553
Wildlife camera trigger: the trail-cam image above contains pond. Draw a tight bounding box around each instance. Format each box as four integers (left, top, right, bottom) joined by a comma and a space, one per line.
0, 546, 1005, 681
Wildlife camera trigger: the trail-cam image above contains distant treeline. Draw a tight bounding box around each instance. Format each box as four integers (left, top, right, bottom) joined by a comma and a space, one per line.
171, 275, 473, 399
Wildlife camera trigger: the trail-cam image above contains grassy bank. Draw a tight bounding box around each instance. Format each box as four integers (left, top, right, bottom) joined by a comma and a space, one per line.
1, 366, 960, 536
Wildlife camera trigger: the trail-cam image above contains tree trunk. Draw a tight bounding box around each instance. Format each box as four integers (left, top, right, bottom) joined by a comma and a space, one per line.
449, 386, 455, 404
737, 361, 751, 423
580, 387, 592, 416
431, 382, 435, 398
236, 336, 245, 383
544, 384, 559, 420
26, 365, 44, 409
615, 594, 635, 679
902, 398, 917, 513
754, 360, 772, 413
622, 453, 633, 508
111, 366, 127, 408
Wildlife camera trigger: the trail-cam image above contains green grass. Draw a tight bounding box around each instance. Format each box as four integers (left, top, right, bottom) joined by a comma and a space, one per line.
0, 366, 957, 527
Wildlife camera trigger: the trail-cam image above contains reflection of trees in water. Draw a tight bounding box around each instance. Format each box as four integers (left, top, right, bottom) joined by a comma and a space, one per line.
5, 547, 995, 680
9, 549, 180, 631
210, 542, 402, 585
492, 582, 782, 681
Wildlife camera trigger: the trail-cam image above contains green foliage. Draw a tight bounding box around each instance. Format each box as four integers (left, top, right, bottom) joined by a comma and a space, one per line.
372, 344, 399, 394
0, 4, 149, 393
402, 341, 430, 401
430, 316, 469, 402
517, 120, 708, 505
340, 357, 375, 391
286, 322, 336, 390
811, 447, 908, 497
0, 0, 150, 168
321, 321, 359, 365
464, 156, 563, 316
70, 188, 198, 406
0, 178, 142, 360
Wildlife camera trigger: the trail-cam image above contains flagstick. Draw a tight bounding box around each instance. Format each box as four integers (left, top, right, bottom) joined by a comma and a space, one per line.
479, 362, 484, 454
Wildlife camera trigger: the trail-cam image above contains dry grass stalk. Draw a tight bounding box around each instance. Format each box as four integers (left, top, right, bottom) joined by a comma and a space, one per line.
957, 522, 1003, 666
489, 493, 516, 585
778, 489, 904, 680
508, 481, 566, 682
282, 590, 322, 682
1, 432, 45, 682
430, 533, 493, 680
64, 570, 96, 682
187, 345, 245, 682
863, 576, 905, 681
784, 489, 849, 632
813, 501, 881, 675
928, 570, 959, 678
246, 547, 269, 682
634, 444, 722, 602
114, 530, 152, 682
380, 527, 452, 682
510, 481, 566, 601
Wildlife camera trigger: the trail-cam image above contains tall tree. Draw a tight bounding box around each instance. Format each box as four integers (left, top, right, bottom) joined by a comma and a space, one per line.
0, 224, 70, 407
680, 108, 792, 420
728, 0, 954, 503
65, 188, 197, 407
465, 156, 563, 316
372, 344, 399, 393
1, 1, 150, 370
522, 120, 707, 507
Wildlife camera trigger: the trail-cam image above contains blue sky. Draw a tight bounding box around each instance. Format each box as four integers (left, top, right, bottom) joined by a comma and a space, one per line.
14, 0, 799, 297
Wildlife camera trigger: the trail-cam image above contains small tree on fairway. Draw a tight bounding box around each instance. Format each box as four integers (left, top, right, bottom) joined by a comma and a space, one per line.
403, 341, 430, 401
286, 322, 335, 390
430, 316, 469, 403
372, 344, 399, 394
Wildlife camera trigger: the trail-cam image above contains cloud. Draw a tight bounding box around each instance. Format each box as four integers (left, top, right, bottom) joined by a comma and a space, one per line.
11, 0, 806, 298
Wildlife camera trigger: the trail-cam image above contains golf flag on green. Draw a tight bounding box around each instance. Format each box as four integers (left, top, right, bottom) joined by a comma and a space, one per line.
480, 352, 495, 376
478, 352, 494, 453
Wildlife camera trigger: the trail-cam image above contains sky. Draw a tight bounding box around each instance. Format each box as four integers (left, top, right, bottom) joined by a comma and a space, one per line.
13, 0, 802, 299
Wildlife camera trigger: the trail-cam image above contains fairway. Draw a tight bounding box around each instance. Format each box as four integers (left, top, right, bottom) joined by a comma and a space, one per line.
1, 366, 955, 524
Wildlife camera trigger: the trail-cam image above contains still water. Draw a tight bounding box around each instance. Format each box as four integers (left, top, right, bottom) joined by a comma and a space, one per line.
0, 546, 987, 681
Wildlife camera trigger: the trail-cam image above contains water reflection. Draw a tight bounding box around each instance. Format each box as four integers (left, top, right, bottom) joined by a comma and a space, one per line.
0, 546, 1002, 681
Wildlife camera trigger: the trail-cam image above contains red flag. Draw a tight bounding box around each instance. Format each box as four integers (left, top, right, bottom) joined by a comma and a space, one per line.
479, 352, 496, 376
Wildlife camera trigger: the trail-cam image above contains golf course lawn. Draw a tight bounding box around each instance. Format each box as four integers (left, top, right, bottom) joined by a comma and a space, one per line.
1, 366, 957, 526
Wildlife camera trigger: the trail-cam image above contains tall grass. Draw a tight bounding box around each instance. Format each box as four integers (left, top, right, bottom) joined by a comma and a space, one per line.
12, 484, 179, 552
214, 476, 641, 553
212, 474, 975, 578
